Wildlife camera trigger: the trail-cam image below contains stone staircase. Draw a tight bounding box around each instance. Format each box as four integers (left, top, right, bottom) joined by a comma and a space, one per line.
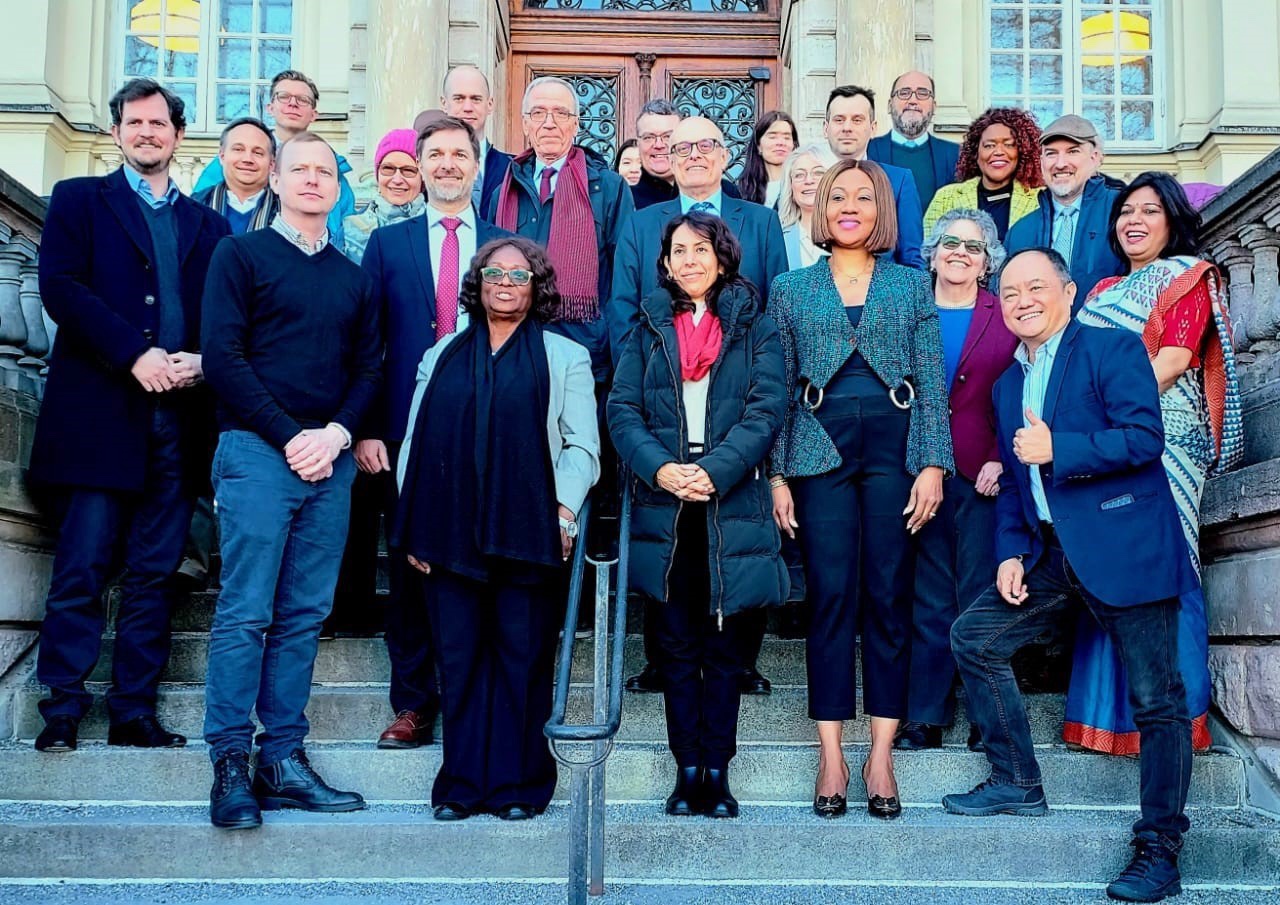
1, 592, 1278, 904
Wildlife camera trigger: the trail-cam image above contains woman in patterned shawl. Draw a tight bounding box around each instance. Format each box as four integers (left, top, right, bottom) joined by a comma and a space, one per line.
1066, 172, 1243, 755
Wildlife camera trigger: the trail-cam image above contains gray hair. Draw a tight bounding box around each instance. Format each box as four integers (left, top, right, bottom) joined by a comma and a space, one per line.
638, 99, 681, 121
924, 208, 1007, 280
522, 76, 579, 116
777, 143, 836, 228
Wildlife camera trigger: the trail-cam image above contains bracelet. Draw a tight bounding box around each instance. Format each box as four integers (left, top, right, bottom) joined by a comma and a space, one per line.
769, 477, 788, 489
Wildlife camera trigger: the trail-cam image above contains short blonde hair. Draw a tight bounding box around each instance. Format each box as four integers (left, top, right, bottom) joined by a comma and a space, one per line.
810, 158, 898, 255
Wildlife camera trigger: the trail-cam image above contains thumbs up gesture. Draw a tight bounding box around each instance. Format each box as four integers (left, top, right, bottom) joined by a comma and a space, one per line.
1013, 408, 1054, 465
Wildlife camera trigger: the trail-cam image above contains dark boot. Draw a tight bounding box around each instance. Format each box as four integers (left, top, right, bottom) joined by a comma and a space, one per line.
625, 663, 665, 694
665, 766, 701, 816
252, 748, 366, 813
701, 767, 739, 819
34, 716, 79, 753
1106, 840, 1182, 902
210, 752, 261, 830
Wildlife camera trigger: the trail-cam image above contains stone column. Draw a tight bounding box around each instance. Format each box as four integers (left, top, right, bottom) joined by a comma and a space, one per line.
18, 261, 48, 398
0, 240, 30, 392
365, 0, 452, 154
836, 0, 916, 99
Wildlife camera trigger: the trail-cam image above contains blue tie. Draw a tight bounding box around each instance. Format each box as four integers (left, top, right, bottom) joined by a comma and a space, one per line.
690, 201, 715, 215
1052, 208, 1077, 263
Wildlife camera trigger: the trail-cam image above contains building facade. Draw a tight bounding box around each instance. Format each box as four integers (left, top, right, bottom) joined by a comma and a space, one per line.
2, 1, 1279, 198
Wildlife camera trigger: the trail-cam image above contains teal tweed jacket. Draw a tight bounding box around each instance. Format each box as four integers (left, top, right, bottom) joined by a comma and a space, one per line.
767, 255, 954, 478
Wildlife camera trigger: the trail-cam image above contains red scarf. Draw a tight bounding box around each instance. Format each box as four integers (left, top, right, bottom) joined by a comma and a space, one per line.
674, 308, 723, 381
494, 146, 600, 322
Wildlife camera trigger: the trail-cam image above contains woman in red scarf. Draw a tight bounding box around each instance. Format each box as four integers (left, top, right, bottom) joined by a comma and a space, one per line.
608, 212, 788, 819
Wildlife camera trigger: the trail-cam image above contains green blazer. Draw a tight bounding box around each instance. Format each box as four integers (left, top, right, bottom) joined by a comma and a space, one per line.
923, 177, 1042, 240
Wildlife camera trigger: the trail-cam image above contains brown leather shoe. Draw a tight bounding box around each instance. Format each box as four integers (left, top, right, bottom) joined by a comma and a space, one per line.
377, 710, 432, 749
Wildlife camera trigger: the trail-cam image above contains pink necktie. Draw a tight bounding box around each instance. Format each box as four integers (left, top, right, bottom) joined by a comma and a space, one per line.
435, 217, 461, 341
539, 166, 556, 204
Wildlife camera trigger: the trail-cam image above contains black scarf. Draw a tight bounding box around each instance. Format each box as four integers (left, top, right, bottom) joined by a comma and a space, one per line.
394, 317, 560, 581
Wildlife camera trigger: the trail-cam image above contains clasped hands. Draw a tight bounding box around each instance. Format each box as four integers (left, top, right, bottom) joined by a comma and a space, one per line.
656, 462, 716, 502
285, 424, 346, 483
131, 347, 202, 393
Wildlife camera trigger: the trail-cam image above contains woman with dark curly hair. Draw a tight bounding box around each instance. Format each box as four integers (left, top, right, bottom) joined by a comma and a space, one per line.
394, 235, 601, 822
924, 107, 1044, 240
737, 111, 799, 207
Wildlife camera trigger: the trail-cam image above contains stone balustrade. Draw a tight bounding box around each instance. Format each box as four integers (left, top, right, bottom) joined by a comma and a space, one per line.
1199, 146, 1280, 795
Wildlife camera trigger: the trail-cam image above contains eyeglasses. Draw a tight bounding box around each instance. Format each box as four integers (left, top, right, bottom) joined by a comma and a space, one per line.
671, 138, 723, 158
790, 167, 826, 183
892, 87, 934, 101
480, 266, 533, 286
272, 91, 316, 109
524, 107, 576, 125
378, 164, 421, 181
939, 235, 988, 255
639, 131, 674, 146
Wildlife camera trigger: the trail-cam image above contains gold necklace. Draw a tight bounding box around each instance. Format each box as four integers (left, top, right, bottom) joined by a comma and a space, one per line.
832, 260, 875, 286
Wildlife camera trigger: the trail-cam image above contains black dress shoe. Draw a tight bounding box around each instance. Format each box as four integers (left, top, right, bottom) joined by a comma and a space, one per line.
738, 668, 772, 696
252, 748, 366, 812
625, 664, 664, 694
34, 716, 79, 753
210, 752, 262, 830
108, 714, 187, 748
701, 767, 739, 819
813, 791, 847, 818
432, 803, 471, 821
893, 721, 943, 751
967, 723, 986, 753
665, 765, 702, 816
495, 804, 537, 821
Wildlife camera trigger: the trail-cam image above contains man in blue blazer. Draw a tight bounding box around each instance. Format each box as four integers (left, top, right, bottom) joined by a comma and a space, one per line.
944, 249, 1197, 904
824, 85, 925, 268
440, 65, 511, 222
609, 115, 787, 697
30, 79, 230, 753
866, 70, 961, 210
354, 115, 514, 750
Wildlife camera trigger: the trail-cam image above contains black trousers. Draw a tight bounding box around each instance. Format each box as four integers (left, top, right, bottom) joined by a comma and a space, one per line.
792, 388, 915, 721
653, 504, 744, 770
36, 410, 192, 723
906, 475, 997, 725
423, 566, 560, 811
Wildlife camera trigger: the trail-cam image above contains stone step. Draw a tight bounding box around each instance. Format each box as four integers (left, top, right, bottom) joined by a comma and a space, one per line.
0, 881, 1277, 905
13, 683, 1066, 746
0, 741, 1244, 808
0, 802, 1275, 884
90, 634, 812, 685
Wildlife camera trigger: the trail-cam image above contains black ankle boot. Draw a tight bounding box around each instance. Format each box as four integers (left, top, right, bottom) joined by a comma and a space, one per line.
665, 766, 701, 816
701, 767, 739, 819
252, 748, 366, 813
210, 752, 261, 830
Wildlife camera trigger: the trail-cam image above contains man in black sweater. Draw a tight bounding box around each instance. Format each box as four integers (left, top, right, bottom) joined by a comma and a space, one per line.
200, 132, 380, 830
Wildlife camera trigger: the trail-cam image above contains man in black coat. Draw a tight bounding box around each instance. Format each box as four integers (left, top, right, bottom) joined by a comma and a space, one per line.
30, 78, 231, 753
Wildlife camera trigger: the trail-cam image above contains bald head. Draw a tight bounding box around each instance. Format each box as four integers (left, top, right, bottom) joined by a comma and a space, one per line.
889, 70, 936, 140
670, 117, 728, 201
441, 65, 494, 138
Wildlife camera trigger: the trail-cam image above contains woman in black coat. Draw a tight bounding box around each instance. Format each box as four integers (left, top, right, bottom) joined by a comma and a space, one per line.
608, 212, 788, 820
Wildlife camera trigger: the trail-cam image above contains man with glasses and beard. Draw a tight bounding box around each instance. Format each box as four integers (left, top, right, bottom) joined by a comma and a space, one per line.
867, 70, 961, 210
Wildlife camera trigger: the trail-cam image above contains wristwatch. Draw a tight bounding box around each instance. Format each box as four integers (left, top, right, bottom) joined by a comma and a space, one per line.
558, 516, 579, 539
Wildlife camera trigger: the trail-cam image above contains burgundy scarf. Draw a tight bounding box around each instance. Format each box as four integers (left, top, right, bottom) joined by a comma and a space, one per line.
674, 308, 723, 381
495, 146, 600, 322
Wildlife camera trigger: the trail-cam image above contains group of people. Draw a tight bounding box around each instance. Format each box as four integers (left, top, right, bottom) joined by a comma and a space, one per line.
27, 59, 1242, 905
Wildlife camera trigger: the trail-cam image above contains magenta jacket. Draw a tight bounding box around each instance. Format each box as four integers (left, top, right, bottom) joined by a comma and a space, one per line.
949, 287, 1019, 483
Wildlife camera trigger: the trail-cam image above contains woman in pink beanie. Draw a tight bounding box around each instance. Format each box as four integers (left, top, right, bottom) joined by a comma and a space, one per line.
343, 128, 426, 262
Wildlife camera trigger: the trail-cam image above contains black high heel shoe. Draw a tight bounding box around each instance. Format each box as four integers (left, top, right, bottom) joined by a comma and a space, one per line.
813, 761, 849, 818
862, 759, 902, 820
665, 766, 701, 817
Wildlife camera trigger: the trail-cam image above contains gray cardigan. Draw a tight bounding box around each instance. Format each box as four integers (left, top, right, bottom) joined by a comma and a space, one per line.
397, 327, 601, 518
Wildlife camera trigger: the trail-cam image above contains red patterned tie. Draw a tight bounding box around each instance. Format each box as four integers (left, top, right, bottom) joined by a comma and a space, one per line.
435, 217, 462, 341
539, 166, 557, 204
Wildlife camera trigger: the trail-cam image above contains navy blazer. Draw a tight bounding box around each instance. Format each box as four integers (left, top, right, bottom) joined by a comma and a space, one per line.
867, 133, 961, 208
877, 160, 926, 270
608, 195, 788, 358
1002, 175, 1125, 305
31, 168, 231, 493
992, 320, 1198, 607
477, 144, 512, 222
360, 212, 514, 442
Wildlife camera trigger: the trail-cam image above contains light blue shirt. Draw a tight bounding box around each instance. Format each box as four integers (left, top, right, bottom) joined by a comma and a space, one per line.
890, 130, 929, 148
680, 191, 723, 216
533, 153, 568, 198
122, 164, 180, 209
1014, 327, 1066, 523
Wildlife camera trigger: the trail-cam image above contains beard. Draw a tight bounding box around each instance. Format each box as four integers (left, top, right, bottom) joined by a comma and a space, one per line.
428, 177, 471, 204
891, 108, 932, 140
121, 145, 174, 176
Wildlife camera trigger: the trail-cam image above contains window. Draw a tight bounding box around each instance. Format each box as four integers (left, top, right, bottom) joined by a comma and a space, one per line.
120, 0, 294, 133
988, 0, 1161, 149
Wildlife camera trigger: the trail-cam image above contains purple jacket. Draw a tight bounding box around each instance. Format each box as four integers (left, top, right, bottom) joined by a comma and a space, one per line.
949, 287, 1018, 483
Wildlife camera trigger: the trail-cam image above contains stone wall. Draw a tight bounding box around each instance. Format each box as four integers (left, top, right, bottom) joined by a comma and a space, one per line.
1201, 146, 1280, 797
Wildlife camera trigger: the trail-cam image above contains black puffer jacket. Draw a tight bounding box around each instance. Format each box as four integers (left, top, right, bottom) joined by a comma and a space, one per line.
607, 282, 789, 619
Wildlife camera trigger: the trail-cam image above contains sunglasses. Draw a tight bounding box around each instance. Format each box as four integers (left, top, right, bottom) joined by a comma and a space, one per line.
939, 235, 988, 255
480, 266, 533, 286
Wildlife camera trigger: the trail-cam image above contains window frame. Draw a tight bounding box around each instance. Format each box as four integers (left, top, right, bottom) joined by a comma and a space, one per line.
114, 0, 298, 136
984, 0, 1167, 152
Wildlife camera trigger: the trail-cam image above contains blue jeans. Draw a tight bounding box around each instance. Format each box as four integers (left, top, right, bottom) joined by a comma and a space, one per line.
950, 531, 1192, 850
204, 431, 355, 765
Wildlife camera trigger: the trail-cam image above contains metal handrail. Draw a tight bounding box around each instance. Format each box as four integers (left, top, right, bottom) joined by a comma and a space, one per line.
545, 478, 632, 904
